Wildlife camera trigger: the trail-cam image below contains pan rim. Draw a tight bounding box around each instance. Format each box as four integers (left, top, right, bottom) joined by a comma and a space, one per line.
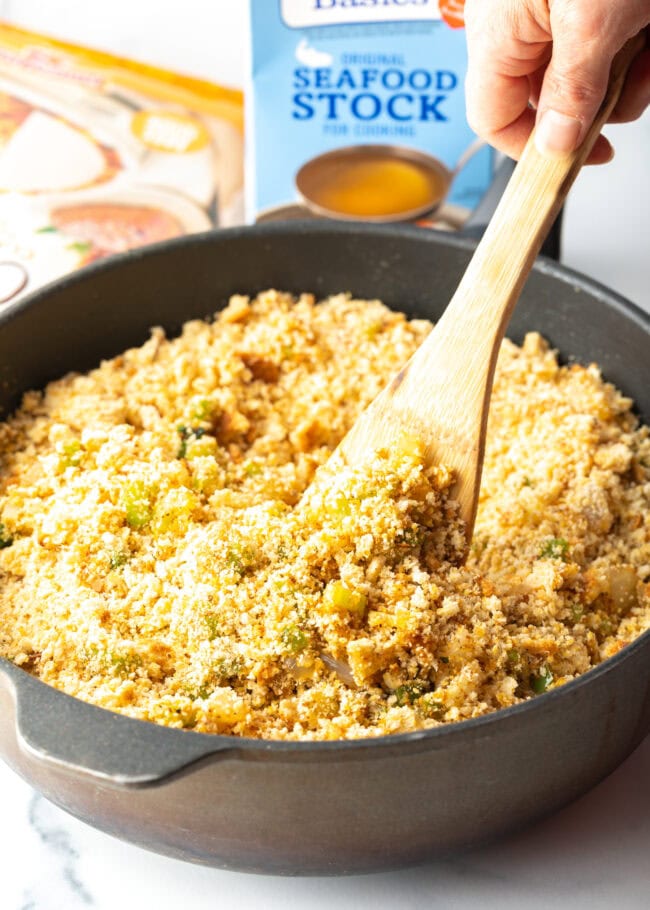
1, 220, 648, 333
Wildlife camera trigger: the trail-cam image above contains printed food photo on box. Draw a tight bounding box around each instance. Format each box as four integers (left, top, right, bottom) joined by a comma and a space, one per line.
0, 22, 244, 308
247, 0, 493, 227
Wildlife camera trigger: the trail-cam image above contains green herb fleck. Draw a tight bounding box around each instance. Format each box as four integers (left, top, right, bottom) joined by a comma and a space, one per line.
244, 461, 263, 477
539, 537, 569, 561
36, 225, 58, 234
110, 651, 142, 677
417, 694, 445, 720
0, 522, 14, 549
177, 425, 206, 459
275, 543, 288, 561
522, 476, 533, 487
506, 649, 520, 664
203, 611, 221, 641
213, 656, 243, 681
394, 683, 426, 706
439, 656, 449, 664
471, 535, 489, 557
570, 603, 584, 623
226, 545, 256, 576
109, 549, 129, 570
598, 618, 614, 638
395, 526, 424, 548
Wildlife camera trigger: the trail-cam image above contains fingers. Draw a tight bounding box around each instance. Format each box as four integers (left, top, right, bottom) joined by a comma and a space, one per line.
534, 28, 615, 155
465, 66, 538, 160
585, 134, 615, 165
465, 1, 650, 165
535, 7, 650, 157
464, 0, 551, 159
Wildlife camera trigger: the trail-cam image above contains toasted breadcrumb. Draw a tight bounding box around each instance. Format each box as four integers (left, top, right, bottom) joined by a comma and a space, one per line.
1, 291, 649, 740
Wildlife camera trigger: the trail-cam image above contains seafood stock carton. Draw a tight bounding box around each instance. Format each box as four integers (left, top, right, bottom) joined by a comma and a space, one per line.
247, 0, 493, 227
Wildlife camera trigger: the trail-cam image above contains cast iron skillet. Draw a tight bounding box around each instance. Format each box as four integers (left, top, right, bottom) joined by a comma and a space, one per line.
0, 222, 649, 876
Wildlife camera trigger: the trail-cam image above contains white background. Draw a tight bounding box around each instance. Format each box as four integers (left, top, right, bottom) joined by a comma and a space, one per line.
0, 2, 649, 908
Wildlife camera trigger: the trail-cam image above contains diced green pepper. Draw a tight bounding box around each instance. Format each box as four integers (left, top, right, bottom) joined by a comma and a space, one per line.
531, 666, 553, 694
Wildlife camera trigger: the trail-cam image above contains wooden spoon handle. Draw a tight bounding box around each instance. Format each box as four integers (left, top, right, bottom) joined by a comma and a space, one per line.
440, 33, 645, 346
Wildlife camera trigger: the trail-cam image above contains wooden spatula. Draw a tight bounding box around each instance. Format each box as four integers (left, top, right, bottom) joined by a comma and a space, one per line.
319, 36, 643, 549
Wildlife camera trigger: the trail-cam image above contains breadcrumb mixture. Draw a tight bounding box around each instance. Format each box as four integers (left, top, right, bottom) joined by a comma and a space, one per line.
1, 290, 649, 741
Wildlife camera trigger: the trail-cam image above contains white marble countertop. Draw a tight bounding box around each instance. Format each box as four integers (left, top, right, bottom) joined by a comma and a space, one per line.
0, 2, 649, 907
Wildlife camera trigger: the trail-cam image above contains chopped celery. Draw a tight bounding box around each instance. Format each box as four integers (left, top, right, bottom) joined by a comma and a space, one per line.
281, 624, 310, 653
59, 439, 83, 468
121, 480, 155, 530
323, 581, 367, 616
191, 399, 213, 421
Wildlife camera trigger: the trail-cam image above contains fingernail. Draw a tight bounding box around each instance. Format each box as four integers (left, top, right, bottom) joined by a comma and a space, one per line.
535, 110, 582, 157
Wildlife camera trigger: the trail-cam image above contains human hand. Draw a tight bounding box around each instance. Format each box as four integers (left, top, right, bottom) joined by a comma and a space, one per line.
464, 0, 650, 162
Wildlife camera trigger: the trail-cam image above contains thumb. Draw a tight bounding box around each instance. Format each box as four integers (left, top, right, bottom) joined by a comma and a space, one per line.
535, 21, 615, 157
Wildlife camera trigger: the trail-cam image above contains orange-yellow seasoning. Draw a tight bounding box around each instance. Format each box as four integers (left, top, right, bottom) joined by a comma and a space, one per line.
304, 153, 446, 218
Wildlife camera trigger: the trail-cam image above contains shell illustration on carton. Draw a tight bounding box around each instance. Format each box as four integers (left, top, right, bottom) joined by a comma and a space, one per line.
248, 0, 492, 226
0, 23, 244, 307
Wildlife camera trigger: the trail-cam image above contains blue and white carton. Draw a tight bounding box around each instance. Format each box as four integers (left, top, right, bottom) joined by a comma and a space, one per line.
247, 0, 493, 226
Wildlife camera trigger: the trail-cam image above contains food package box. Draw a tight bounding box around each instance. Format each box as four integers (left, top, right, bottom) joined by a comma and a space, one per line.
247, 0, 493, 227
0, 22, 244, 309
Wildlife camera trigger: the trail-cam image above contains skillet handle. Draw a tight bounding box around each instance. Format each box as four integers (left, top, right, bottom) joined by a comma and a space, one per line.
460, 156, 563, 261
0, 658, 236, 787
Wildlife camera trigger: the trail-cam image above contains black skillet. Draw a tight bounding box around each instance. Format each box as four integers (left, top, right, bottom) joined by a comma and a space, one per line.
0, 215, 648, 875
